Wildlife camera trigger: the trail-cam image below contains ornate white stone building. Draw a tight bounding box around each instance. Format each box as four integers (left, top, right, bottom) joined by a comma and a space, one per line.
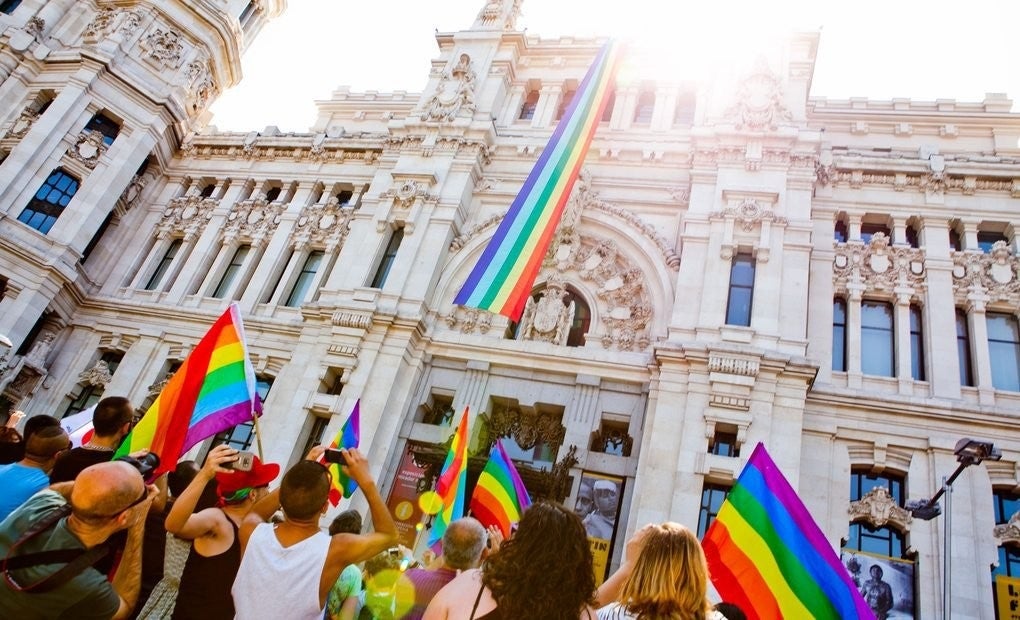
2, 0, 1020, 617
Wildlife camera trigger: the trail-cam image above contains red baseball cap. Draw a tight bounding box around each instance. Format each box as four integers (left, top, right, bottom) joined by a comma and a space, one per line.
215, 456, 280, 495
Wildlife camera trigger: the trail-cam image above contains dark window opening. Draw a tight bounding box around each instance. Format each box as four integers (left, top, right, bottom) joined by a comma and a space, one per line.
860, 223, 891, 244
264, 187, 282, 202
909, 304, 925, 381
633, 91, 655, 124
957, 309, 974, 387
212, 245, 251, 299
18, 169, 79, 234
834, 220, 849, 243
81, 212, 114, 263
949, 228, 963, 251
698, 483, 730, 539
861, 301, 894, 377
199, 184, 216, 198
145, 239, 183, 291
725, 254, 755, 327
518, 91, 539, 120
85, 112, 120, 146
0, 0, 23, 15
905, 226, 920, 248
335, 190, 354, 205
833, 298, 848, 372
369, 227, 404, 288
556, 89, 576, 121
709, 428, 739, 458
978, 231, 1009, 253
285, 251, 324, 307
601, 89, 615, 123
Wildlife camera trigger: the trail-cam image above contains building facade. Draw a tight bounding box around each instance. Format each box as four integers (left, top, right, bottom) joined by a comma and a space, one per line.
2, 1, 1020, 617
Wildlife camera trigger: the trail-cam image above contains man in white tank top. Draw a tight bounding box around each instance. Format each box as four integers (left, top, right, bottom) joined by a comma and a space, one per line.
231, 447, 398, 620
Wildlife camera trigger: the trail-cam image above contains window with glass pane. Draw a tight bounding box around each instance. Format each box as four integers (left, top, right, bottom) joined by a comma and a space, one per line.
860, 223, 891, 244
725, 254, 755, 327
212, 377, 273, 450
978, 231, 1009, 253
949, 228, 963, 251
988, 313, 1020, 391
992, 491, 1020, 583
905, 226, 921, 248
300, 416, 330, 458
698, 483, 730, 539
851, 470, 904, 503
909, 304, 925, 381
18, 169, 79, 234
85, 112, 119, 146
238, 1, 255, 25
369, 227, 403, 288
861, 301, 894, 377
633, 92, 654, 124
285, 251, 323, 307
601, 90, 615, 122
145, 239, 183, 290
212, 245, 250, 298
709, 430, 739, 457
847, 470, 906, 557
0, 0, 22, 14
957, 309, 974, 387
834, 220, 848, 243
518, 91, 539, 120
81, 212, 113, 264
833, 298, 848, 372
565, 289, 590, 347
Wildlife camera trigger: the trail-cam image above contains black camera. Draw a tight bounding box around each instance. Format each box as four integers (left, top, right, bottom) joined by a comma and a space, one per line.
116, 452, 161, 483
323, 448, 347, 466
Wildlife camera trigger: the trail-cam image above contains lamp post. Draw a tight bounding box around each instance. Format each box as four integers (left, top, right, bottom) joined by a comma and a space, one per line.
907, 438, 1002, 620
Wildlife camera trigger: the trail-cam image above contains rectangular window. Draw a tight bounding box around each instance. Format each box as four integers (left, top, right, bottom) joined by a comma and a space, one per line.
725, 254, 755, 327
949, 228, 963, 251
518, 91, 538, 120
697, 483, 730, 539
709, 429, 739, 458
0, 0, 23, 14
860, 223, 891, 244
957, 309, 974, 387
833, 298, 847, 372
633, 92, 654, 124
145, 239, 183, 290
212, 245, 250, 298
978, 231, 1009, 253
18, 169, 79, 234
987, 313, 1020, 391
369, 228, 404, 289
285, 251, 324, 307
300, 416, 330, 459
833, 220, 848, 243
909, 304, 925, 381
85, 112, 119, 146
81, 212, 113, 264
861, 301, 894, 377
212, 377, 273, 450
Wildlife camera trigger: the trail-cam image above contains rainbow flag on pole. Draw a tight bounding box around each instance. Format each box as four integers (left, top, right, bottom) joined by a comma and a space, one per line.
454, 40, 622, 321
702, 443, 874, 620
427, 407, 470, 548
116, 303, 262, 476
320, 400, 361, 506
469, 439, 531, 537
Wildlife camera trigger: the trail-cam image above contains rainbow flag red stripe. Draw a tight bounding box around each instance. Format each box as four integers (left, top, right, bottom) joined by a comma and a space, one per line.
321, 400, 361, 506
116, 303, 262, 476
469, 439, 532, 537
428, 407, 470, 547
454, 40, 622, 321
702, 443, 874, 620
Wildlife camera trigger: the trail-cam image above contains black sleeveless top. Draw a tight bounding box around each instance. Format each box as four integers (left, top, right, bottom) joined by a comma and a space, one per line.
171, 514, 241, 620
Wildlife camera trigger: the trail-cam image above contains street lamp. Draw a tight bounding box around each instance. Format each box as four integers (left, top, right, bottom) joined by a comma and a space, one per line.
907, 438, 1001, 619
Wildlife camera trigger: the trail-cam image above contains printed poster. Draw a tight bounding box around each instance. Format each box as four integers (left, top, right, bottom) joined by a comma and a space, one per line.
840, 549, 915, 620
995, 574, 1020, 620
386, 441, 429, 548
573, 471, 625, 585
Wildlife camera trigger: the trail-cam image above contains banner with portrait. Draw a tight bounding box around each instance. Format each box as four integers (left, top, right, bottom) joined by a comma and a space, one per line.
573, 471, 625, 585
386, 441, 430, 548
840, 549, 915, 619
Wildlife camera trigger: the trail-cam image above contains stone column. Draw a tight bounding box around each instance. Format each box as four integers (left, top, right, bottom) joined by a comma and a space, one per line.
499, 85, 525, 125
532, 82, 561, 129
265, 245, 303, 306
651, 86, 676, 132
130, 235, 176, 290
921, 217, 961, 399
559, 374, 601, 462
967, 296, 995, 405
960, 217, 981, 252
453, 360, 489, 451
894, 291, 914, 395
848, 212, 863, 242
846, 283, 864, 389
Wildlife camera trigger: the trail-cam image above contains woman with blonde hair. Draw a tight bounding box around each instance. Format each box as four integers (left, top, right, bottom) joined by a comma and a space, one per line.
596, 522, 712, 620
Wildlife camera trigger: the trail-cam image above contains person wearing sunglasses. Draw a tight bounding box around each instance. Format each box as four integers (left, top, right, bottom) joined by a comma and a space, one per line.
0, 425, 70, 522
0, 459, 156, 619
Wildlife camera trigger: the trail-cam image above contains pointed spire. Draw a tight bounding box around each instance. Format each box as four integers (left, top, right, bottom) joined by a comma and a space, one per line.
472, 0, 522, 31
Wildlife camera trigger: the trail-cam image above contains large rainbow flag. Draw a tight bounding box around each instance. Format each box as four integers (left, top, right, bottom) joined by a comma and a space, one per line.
454, 40, 622, 321
702, 443, 874, 620
469, 439, 531, 537
320, 399, 361, 506
116, 303, 262, 476
427, 407, 470, 548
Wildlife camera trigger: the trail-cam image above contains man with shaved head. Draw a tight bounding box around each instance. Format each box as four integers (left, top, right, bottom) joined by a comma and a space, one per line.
0, 425, 70, 521
0, 460, 155, 619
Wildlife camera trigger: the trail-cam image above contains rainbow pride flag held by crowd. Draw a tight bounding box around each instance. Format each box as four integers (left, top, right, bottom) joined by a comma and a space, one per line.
320, 400, 361, 506
427, 407, 470, 548
116, 303, 262, 476
454, 40, 623, 321
469, 439, 532, 537
702, 443, 874, 620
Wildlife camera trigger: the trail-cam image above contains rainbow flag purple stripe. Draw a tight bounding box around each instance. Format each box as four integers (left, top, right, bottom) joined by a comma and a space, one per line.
469, 439, 532, 537
320, 400, 361, 506
702, 443, 874, 620
454, 40, 622, 321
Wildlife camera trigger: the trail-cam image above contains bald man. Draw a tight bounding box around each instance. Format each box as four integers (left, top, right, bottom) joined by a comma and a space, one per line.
0, 460, 156, 620
0, 425, 70, 521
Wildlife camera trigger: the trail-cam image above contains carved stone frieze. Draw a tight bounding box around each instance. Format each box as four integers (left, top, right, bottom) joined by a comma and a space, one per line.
951, 241, 1020, 305
832, 233, 926, 295
518, 274, 574, 345
725, 58, 792, 131
24, 17, 44, 41
331, 312, 372, 330
994, 511, 1020, 545
292, 198, 354, 250
77, 360, 113, 388
443, 306, 492, 334
419, 53, 477, 122
23, 333, 54, 371
711, 198, 787, 233
848, 486, 912, 531
182, 59, 217, 112
139, 27, 185, 69
83, 7, 117, 41
117, 172, 150, 212
222, 197, 284, 244
68, 131, 108, 168
709, 355, 760, 377
668, 186, 691, 205
481, 404, 565, 452
146, 377, 170, 398
157, 195, 218, 238
6, 107, 39, 139
379, 179, 438, 210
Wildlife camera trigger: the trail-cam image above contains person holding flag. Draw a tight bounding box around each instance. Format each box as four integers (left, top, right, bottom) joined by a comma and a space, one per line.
50, 396, 135, 483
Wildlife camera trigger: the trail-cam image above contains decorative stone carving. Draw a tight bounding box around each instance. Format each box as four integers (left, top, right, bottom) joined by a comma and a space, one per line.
668, 186, 691, 205
994, 511, 1020, 545
478, 0, 522, 30
419, 53, 477, 122
292, 198, 355, 250
951, 241, 1020, 305
157, 195, 218, 238
68, 131, 108, 168
814, 162, 835, 186
518, 275, 575, 345
331, 312, 372, 330
380, 179, 437, 210
222, 197, 285, 244
117, 172, 149, 211
77, 360, 113, 388
709, 355, 760, 377
833, 233, 926, 295
6, 107, 39, 139
140, 28, 185, 69
848, 486, 912, 531
4, 366, 43, 401
481, 404, 566, 452
725, 57, 792, 130
450, 214, 503, 252
444, 306, 492, 334
183, 60, 217, 112
146, 377, 171, 397
83, 8, 117, 41
23, 333, 54, 371
711, 198, 787, 233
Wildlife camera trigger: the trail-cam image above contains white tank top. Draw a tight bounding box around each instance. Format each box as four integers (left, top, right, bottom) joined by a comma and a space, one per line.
231, 523, 331, 620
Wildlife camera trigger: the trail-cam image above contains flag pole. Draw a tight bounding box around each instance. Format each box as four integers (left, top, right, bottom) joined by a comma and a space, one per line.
250, 406, 265, 460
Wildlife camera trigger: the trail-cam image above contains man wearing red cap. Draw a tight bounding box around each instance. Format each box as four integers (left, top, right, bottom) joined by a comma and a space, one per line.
163, 444, 280, 620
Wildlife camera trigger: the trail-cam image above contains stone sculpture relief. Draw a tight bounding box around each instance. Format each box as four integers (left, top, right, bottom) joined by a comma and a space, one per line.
183, 59, 217, 112
518, 275, 575, 345
222, 197, 285, 245
994, 510, 1020, 545
77, 359, 113, 388
833, 232, 926, 294
68, 131, 108, 168
848, 486, 912, 532
6, 107, 39, 139
725, 57, 792, 131
140, 28, 185, 69
157, 195, 218, 239
291, 197, 355, 250
420, 53, 477, 122
711, 198, 787, 234
952, 241, 1020, 305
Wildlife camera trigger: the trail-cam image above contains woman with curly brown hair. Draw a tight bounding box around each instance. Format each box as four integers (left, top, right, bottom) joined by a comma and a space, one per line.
423, 500, 597, 620
595, 522, 712, 620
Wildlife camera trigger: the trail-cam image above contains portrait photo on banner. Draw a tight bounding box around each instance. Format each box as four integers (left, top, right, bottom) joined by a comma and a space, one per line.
574, 471, 625, 584
840, 549, 915, 620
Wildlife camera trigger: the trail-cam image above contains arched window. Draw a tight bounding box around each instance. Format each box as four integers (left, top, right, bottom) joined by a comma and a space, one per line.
565, 289, 591, 347
18, 168, 79, 234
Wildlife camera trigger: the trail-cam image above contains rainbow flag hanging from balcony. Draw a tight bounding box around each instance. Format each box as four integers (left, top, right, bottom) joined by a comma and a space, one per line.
701, 443, 874, 620
115, 303, 262, 476
454, 40, 622, 321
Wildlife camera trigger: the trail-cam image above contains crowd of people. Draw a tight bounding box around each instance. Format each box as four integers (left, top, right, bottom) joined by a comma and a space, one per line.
0, 397, 748, 620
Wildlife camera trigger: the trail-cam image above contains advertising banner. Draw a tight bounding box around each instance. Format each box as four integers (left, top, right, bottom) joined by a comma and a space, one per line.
573, 471, 625, 585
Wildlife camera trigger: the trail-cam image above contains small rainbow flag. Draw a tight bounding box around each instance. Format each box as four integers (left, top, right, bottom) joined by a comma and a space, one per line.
320, 400, 361, 506
469, 439, 531, 537
427, 407, 470, 548
454, 40, 622, 321
116, 303, 262, 476
702, 443, 874, 620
